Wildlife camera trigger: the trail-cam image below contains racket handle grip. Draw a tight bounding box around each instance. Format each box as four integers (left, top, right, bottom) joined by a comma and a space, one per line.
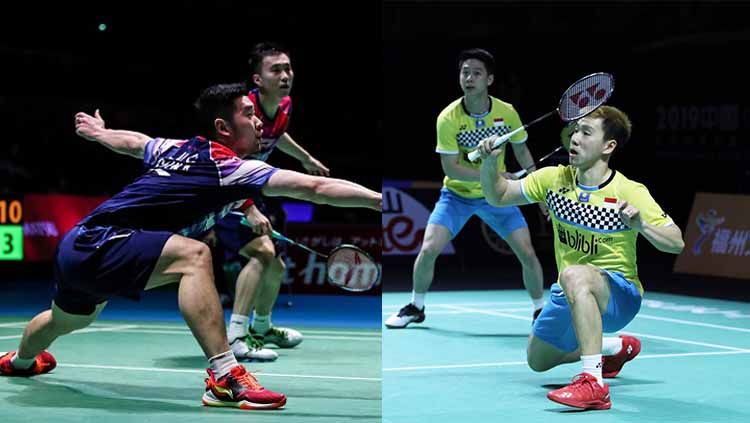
241, 218, 286, 241
512, 169, 527, 178
467, 131, 513, 162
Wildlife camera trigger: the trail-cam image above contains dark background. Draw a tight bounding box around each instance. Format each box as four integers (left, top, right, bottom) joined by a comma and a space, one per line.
0, 2, 382, 286
1, 1, 381, 199
382, 1, 750, 299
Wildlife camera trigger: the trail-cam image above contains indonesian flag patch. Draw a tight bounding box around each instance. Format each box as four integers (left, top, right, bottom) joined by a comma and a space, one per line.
603, 197, 618, 209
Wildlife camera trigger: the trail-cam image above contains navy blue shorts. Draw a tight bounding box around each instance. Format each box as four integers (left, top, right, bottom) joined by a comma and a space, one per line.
53, 225, 173, 315
213, 198, 287, 263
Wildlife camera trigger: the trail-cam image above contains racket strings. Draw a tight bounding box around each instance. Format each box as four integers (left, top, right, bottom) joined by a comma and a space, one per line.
560, 73, 614, 121
327, 246, 379, 291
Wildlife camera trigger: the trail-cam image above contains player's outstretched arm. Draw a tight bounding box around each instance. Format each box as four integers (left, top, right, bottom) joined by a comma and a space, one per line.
262, 169, 381, 211
74, 110, 151, 159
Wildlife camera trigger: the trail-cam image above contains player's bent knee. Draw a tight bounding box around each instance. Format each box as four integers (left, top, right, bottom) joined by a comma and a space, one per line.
272, 256, 286, 273
559, 265, 591, 292
241, 236, 276, 265
517, 245, 539, 265
526, 351, 553, 372
186, 241, 212, 270
419, 240, 444, 259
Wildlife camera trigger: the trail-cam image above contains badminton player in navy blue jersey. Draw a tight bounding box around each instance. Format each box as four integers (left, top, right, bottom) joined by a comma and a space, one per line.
0, 83, 381, 411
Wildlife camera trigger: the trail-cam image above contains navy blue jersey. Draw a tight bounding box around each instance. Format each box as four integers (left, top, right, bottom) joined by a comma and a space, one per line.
80, 136, 278, 237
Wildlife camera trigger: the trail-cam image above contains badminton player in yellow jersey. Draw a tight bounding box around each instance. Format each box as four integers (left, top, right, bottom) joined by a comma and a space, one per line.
478, 105, 684, 410
385, 48, 547, 328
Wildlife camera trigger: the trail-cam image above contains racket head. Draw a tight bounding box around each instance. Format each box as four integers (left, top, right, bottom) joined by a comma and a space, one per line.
557, 72, 615, 121
326, 244, 380, 292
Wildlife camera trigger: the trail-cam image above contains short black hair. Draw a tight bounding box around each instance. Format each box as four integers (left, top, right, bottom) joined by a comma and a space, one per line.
457, 48, 495, 75
248, 42, 291, 75
194, 82, 247, 139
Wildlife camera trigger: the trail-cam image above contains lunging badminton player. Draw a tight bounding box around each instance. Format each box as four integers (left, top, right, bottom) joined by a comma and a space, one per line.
0, 83, 381, 411
478, 105, 684, 410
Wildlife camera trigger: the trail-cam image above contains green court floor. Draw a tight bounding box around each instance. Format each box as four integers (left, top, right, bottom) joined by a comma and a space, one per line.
383, 290, 750, 422
1, 321, 381, 422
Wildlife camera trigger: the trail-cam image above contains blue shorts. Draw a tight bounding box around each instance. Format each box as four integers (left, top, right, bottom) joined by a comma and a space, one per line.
427, 187, 527, 238
53, 225, 172, 315
212, 198, 287, 263
532, 269, 642, 352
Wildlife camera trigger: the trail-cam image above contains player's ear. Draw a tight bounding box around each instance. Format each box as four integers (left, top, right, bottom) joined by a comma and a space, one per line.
215, 118, 232, 138
252, 73, 262, 87
603, 139, 617, 155
487, 74, 494, 86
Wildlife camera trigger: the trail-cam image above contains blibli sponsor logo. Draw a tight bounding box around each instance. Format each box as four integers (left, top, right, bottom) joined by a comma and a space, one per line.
557, 224, 599, 255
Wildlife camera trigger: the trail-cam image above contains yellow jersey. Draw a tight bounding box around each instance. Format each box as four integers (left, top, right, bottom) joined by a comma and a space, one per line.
436, 96, 528, 198
521, 165, 674, 294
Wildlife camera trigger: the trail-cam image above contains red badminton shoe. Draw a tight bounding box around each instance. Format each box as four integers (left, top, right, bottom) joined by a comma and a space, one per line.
547, 372, 611, 410
202, 365, 286, 410
603, 335, 641, 378
0, 351, 57, 376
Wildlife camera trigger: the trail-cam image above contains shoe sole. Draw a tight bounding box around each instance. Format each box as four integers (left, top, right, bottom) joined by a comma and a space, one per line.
202, 394, 287, 410
384, 315, 425, 329
547, 394, 611, 410
264, 339, 303, 349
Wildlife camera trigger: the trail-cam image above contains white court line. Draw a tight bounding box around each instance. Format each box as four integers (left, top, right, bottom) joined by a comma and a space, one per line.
113, 329, 380, 341
439, 304, 532, 322
0, 322, 28, 328
382, 310, 465, 316
384, 349, 750, 372
436, 304, 750, 351
0, 325, 138, 341
0, 358, 380, 382
381, 308, 531, 316
382, 301, 531, 310
1, 323, 381, 337
625, 331, 748, 351
106, 325, 380, 337
636, 314, 750, 333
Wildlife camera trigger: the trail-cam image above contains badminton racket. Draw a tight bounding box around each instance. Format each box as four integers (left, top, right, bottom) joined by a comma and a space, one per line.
240, 219, 380, 292
468, 72, 615, 162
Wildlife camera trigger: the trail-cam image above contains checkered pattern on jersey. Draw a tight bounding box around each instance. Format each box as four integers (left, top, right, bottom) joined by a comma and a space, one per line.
545, 189, 629, 232
456, 125, 512, 148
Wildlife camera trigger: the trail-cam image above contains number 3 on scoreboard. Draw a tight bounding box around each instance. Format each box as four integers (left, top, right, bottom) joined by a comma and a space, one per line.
0, 225, 23, 261
3, 232, 13, 253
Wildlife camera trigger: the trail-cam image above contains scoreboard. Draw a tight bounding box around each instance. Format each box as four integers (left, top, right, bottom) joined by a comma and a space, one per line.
0, 197, 23, 261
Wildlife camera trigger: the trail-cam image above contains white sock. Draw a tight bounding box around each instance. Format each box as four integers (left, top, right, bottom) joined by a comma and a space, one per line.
602, 337, 623, 356
532, 297, 545, 311
581, 354, 604, 386
208, 350, 238, 379
227, 313, 249, 342
252, 312, 271, 334
11, 353, 35, 370
412, 291, 425, 309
